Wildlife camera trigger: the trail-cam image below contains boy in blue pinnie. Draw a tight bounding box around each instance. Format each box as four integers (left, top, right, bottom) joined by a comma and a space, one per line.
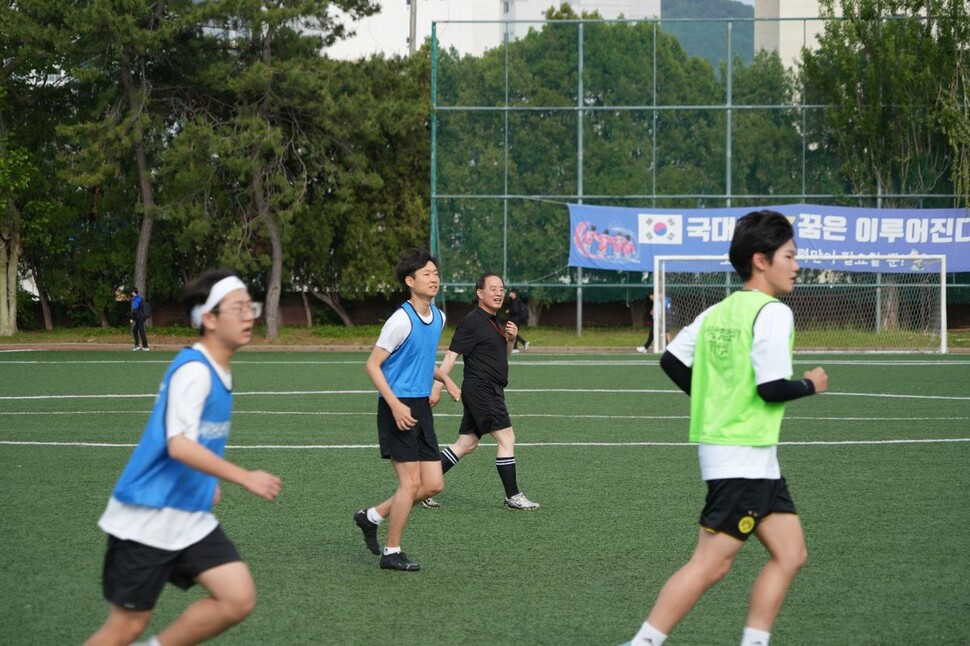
87, 269, 281, 646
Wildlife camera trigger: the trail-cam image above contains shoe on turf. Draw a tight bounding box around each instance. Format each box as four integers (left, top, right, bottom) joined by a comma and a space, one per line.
421, 497, 441, 509
132, 347, 140, 351
142, 347, 150, 351
511, 349, 520, 354
353, 509, 380, 555
504, 492, 540, 510
635, 346, 647, 354
524, 341, 530, 351
380, 551, 420, 571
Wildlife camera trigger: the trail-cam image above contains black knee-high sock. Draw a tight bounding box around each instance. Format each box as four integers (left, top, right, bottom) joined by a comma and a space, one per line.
441, 447, 459, 474
495, 456, 519, 497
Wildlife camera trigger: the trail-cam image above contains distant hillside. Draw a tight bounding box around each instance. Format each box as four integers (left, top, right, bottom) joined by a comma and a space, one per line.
662, 0, 754, 68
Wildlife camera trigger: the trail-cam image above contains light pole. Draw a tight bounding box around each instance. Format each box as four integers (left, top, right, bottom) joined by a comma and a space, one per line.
408, 0, 417, 56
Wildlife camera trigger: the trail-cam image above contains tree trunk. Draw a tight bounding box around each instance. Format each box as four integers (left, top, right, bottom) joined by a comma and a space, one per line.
0, 203, 21, 337
121, 45, 155, 296
629, 298, 646, 327
525, 301, 542, 327
253, 169, 283, 340
310, 290, 355, 327
300, 289, 313, 327
32, 265, 52, 330
880, 279, 901, 332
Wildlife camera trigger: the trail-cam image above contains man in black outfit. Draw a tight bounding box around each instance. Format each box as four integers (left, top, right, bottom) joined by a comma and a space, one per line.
424, 273, 540, 510
506, 288, 530, 353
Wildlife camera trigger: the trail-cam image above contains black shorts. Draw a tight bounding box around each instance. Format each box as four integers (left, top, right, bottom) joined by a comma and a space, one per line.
377, 396, 440, 461
458, 379, 512, 438
101, 525, 242, 611
700, 477, 798, 541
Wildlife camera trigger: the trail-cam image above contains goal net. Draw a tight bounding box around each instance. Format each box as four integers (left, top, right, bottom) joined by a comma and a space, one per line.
653, 254, 948, 353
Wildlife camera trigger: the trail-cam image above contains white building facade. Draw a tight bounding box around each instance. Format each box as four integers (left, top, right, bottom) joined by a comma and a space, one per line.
754, 0, 834, 67
324, 0, 660, 60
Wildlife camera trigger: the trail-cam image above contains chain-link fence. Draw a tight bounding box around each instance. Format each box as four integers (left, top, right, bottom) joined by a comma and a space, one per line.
429, 16, 966, 327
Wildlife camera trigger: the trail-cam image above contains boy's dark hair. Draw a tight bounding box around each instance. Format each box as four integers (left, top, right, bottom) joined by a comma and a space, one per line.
475, 272, 502, 291
395, 248, 438, 287
182, 268, 239, 332
729, 210, 795, 281
131, 288, 139, 295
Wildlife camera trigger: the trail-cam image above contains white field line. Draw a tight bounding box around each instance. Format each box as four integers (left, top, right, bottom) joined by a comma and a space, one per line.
3, 438, 969, 449
1, 410, 969, 423
2, 358, 970, 366
2, 388, 969, 401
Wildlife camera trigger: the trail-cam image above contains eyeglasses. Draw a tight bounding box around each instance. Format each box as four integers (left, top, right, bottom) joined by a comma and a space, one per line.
212, 302, 263, 320
480, 286, 506, 294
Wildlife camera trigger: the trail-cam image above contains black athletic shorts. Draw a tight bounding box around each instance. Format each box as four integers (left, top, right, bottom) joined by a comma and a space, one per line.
377, 396, 440, 461
102, 525, 242, 611
458, 379, 512, 438
700, 477, 798, 541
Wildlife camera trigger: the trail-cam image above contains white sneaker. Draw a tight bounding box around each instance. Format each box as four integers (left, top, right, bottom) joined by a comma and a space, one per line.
635, 346, 647, 354
511, 349, 520, 354
420, 497, 441, 509
504, 492, 540, 510
132, 347, 140, 351
524, 341, 530, 351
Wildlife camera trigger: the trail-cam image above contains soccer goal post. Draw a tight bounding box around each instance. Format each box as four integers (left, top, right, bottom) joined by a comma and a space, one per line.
653, 254, 948, 354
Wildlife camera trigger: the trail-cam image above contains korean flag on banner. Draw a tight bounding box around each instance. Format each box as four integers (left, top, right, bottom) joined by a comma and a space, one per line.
639, 214, 683, 244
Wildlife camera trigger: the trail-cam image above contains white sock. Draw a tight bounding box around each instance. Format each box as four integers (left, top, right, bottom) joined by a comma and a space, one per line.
383, 546, 401, 556
741, 626, 771, 646
632, 621, 667, 645
366, 507, 384, 525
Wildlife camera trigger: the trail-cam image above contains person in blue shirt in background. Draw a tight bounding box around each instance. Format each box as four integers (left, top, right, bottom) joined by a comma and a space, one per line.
130, 288, 150, 351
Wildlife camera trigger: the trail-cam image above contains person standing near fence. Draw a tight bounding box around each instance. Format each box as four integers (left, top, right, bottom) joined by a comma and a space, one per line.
130, 288, 150, 351
86, 269, 281, 646
506, 288, 530, 353
621, 210, 828, 646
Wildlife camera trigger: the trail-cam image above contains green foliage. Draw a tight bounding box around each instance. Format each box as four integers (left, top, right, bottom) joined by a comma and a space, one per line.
802, 0, 964, 205
3, 1, 967, 331
433, 11, 813, 302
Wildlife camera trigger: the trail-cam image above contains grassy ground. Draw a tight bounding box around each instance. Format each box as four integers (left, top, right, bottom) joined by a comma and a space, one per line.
1, 351, 968, 644
3, 323, 970, 351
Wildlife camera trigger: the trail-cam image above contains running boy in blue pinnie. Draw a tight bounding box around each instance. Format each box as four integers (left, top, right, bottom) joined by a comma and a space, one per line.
86, 269, 281, 646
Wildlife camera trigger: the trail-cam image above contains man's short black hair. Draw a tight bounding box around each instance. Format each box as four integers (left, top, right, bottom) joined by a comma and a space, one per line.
475, 273, 502, 291
729, 210, 795, 281
395, 248, 438, 287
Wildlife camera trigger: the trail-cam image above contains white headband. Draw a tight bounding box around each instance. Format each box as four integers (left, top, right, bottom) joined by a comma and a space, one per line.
191, 276, 248, 328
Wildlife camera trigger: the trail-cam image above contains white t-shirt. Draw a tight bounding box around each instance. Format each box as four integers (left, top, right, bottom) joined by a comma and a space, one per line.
375, 304, 443, 353
667, 297, 794, 480
98, 343, 232, 550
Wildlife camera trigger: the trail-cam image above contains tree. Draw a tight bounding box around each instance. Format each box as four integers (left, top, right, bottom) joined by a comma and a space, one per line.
802, 0, 961, 207
57, 1, 202, 303
288, 52, 432, 326
802, 0, 966, 329
163, 0, 380, 337
0, 0, 75, 335
433, 5, 744, 319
